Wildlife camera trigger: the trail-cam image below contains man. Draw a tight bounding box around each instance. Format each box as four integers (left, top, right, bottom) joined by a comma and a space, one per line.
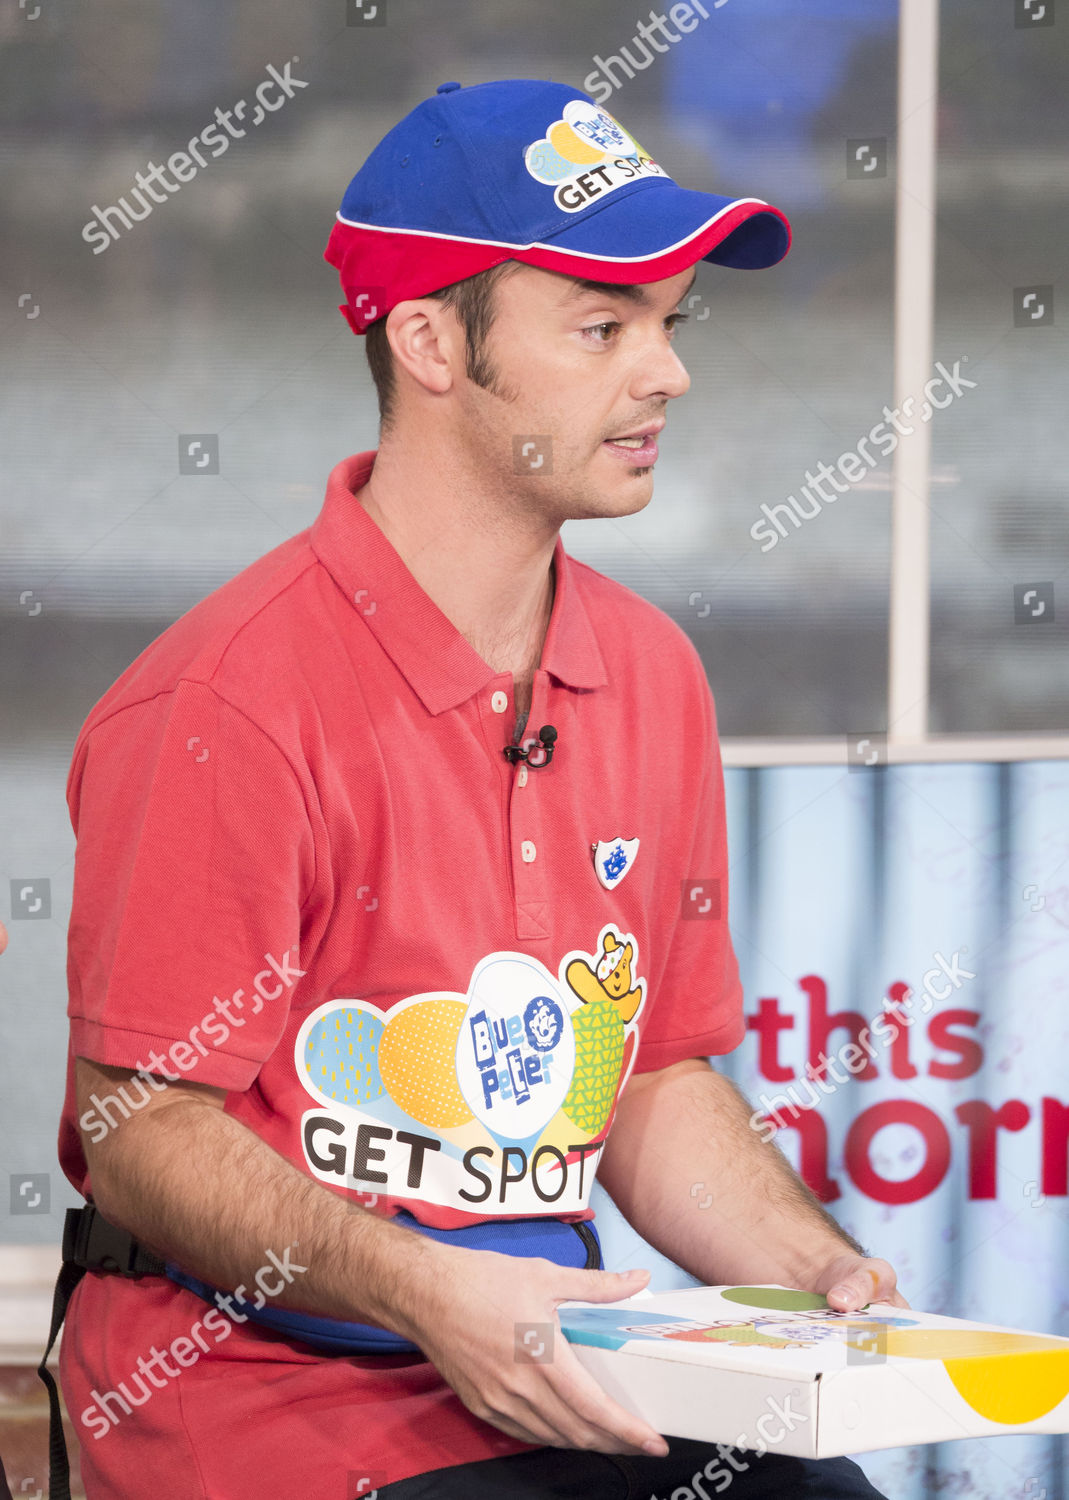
56, 80, 903, 1498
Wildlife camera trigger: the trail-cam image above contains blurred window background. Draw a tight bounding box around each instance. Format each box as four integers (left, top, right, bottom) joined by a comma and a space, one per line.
3, 1, 1066, 751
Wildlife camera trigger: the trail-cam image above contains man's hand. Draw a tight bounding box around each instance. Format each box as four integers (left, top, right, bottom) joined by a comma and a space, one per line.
401, 1250, 669, 1457
73, 1058, 668, 1457
812, 1252, 910, 1313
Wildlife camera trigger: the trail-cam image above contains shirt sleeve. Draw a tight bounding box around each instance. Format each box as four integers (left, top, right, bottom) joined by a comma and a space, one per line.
66, 678, 316, 1091
632, 656, 745, 1073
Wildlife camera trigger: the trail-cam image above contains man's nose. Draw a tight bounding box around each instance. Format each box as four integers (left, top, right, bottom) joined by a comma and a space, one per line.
632, 338, 691, 403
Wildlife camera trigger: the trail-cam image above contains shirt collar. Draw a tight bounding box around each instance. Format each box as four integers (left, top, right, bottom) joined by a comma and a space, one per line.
310, 451, 609, 716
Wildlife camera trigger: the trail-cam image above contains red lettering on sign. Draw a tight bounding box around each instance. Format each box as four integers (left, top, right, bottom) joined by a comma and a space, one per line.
844, 1100, 951, 1204
955, 1099, 1030, 1199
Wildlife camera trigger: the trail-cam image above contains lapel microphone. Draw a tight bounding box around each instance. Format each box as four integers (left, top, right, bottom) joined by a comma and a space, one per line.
503, 724, 558, 768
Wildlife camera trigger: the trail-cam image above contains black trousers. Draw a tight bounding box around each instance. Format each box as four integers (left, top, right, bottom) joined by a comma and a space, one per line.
372, 1436, 887, 1498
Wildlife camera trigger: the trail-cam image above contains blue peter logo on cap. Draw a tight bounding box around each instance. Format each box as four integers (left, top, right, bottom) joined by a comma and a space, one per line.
524, 98, 670, 213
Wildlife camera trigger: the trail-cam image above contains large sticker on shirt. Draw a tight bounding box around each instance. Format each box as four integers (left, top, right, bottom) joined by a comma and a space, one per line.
295, 924, 645, 1215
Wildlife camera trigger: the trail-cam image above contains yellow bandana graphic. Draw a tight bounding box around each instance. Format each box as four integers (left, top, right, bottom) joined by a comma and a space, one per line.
296, 924, 645, 1215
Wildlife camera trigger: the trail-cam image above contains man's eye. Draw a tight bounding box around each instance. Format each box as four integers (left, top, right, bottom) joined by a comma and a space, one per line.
665, 313, 689, 335
584, 321, 620, 342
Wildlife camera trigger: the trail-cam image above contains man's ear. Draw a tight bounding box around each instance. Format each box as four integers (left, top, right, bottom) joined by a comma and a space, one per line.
385, 298, 461, 398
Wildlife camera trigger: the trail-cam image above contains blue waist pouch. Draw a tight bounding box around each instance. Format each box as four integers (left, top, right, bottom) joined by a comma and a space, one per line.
165, 1210, 602, 1356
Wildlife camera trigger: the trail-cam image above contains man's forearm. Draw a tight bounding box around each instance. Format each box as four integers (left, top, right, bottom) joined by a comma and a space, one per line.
596, 1061, 862, 1289
85, 1083, 449, 1341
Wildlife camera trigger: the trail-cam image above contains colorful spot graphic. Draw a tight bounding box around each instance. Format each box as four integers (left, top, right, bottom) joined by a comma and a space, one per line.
378, 998, 473, 1129
525, 101, 642, 186
721, 1287, 831, 1313
548, 119, 606, 165
563, 996, 625, 1135
665, 1323, 813, 1350
303, 1007, 385, 1107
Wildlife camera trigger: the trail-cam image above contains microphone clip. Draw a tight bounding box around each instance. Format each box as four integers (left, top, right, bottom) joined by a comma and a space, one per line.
503, 724, 558, 769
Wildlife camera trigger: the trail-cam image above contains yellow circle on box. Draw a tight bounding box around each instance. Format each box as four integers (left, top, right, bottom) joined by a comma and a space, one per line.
719, 1290, 1069, 1424
870, 1329, 1069, 1424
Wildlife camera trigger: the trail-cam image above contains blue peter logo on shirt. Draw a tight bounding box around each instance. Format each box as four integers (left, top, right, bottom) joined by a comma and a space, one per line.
467, 994, 565, 1111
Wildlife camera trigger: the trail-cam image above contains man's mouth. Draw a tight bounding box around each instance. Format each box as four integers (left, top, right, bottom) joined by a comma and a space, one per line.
602, 421, 664, 466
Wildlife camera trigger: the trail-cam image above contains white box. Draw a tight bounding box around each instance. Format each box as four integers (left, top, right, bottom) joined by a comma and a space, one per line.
557, 1283, 1069, 1457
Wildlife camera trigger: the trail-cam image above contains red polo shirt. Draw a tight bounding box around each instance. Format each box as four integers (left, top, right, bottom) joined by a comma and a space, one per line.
57, 450, 744, 1496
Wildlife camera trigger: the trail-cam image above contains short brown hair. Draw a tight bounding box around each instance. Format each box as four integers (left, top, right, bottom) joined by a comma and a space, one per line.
364, 260, 522, 430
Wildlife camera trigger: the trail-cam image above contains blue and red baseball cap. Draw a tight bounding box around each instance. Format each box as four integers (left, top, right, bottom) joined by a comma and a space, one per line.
324, 78, 791, 334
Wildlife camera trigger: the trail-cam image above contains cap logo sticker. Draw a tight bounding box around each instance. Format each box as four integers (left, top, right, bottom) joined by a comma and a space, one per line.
524, 99, 670, 214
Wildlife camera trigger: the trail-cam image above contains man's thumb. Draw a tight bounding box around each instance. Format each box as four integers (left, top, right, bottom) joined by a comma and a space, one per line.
564, 1266, 650, 1302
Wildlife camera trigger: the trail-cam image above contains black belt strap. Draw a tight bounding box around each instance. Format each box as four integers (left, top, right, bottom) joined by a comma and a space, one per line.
37, 1206, 165, 1500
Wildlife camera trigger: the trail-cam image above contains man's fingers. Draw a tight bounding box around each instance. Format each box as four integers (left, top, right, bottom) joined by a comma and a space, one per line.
500, 1382, 624, 1452
426, 1252, 668, 1455
481, 1406, 554, 1448
508, 1332, 663, 1453
543, 1336, 667, 1454
553, 1264, 649, 1305
484, 1359, 653, 1454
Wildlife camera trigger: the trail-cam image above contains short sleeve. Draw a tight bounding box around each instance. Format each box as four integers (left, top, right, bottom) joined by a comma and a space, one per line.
632, 666, 745, 1072
66, 679, 316, 1091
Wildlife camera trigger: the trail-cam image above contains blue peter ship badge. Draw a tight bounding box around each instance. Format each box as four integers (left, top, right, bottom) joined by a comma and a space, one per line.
591, 837, 640, 891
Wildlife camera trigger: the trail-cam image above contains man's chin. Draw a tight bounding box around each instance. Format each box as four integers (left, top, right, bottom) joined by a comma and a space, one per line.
573, 473, 656, 521
603, 459, 657, 496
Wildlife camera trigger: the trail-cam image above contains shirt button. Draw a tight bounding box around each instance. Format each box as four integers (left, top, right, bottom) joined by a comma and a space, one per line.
517, 765, 528, 788
491, 690, 508, 713
521, 840, 537, 862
